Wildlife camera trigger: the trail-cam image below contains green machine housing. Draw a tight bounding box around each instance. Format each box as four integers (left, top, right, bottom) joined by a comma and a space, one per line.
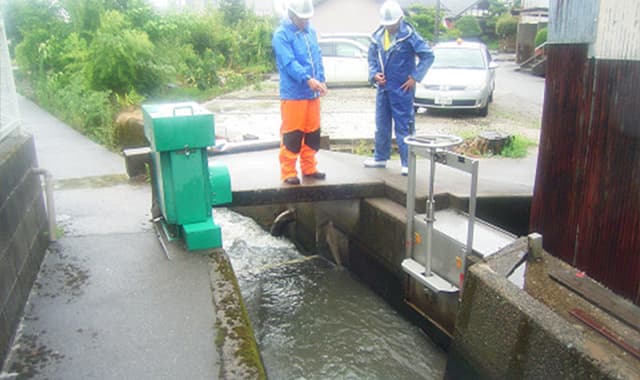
143, 102, 232, 250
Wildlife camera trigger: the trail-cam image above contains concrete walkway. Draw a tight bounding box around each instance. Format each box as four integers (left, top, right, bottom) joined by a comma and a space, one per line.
1, 97, 219, 379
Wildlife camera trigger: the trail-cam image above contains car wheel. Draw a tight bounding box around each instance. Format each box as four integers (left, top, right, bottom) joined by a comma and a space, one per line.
478, 104, 489, 117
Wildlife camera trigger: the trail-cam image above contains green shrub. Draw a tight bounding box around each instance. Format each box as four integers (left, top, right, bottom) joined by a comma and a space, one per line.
86, 10, 164, 95
35, 71, 116, 146
501, 135, 536, 158
534, 27, 548, 47
496, 13, 518, 38
7, 0, 278, 150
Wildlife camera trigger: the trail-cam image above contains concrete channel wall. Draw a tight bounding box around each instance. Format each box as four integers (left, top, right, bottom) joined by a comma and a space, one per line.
446, 258, 632, 379
0, 132, 48, 364
233, 195, 636, 379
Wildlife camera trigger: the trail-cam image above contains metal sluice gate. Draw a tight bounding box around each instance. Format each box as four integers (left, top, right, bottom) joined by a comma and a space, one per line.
402, 134, 516, 293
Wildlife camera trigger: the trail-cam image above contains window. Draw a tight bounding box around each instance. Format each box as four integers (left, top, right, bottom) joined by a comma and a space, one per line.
432, 48, 486, 69
335, 43, 363, 58
319, 42, 336, 57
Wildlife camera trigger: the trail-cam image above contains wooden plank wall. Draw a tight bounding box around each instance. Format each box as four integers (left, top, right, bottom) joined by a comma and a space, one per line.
530, 44, 640, 305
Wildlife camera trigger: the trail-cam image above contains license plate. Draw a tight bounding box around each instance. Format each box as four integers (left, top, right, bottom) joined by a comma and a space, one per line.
435, 96, 452, 105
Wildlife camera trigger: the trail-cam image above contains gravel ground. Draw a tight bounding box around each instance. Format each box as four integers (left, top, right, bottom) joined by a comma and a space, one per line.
203, 61, 544, 149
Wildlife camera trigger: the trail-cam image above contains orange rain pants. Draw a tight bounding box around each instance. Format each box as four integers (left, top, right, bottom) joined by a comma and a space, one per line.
279, 98, 321, 181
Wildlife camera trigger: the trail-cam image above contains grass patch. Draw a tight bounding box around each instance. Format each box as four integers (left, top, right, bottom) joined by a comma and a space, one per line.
501, 135, 537, 158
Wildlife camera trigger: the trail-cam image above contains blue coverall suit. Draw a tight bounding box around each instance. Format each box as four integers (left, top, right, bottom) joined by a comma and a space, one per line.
368, 22, 434, 167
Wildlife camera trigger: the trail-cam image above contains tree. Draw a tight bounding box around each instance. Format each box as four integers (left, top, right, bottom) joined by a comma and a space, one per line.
405, 4, 444, 43
86, 10, 161, 95
456, 15, 482, 39
4, 0, 66, 55
496, 13, 518, 38
483, 0, 509, 39
219, 0, 246, 25
495, 13, 518, 51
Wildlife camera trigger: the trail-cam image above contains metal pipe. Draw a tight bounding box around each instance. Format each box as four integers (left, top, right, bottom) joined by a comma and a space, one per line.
466, 161, 479, 256
32, 168, 56, 242
405, 148, 417, 259
425, 148, 437, 276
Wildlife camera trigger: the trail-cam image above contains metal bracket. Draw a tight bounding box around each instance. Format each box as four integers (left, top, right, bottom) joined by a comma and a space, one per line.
402, 258, 459, 293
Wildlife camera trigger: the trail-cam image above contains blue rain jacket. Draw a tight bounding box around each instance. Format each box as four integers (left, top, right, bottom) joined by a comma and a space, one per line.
368, 21, 434, 100
272, 18, 325, 100
367, 21, 434, 166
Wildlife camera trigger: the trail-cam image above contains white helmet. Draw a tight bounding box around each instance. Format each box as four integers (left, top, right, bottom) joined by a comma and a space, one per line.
287, 0, 314, 19
379, 0, 403, 26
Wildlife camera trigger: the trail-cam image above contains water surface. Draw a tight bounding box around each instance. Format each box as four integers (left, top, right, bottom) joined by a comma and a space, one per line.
216, 209, 446, 380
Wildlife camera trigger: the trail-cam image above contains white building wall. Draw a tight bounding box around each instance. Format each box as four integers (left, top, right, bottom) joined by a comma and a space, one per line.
522, 0, 548, 8
0, 18, 20, 142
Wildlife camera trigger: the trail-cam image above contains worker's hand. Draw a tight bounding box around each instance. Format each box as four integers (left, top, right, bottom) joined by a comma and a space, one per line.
374, 73, 386, 86
400, 76, 416, 92
307, 78, 328, 96
318, 82, 328, 97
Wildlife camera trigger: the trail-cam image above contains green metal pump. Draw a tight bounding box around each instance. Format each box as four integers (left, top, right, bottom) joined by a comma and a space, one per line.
143, 102, 232, 251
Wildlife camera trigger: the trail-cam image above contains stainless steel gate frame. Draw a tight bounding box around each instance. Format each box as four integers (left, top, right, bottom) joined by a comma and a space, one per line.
402, 134, 479, 293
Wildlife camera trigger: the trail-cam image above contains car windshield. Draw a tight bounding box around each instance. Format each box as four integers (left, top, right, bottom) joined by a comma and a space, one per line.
432, 48, 486, 70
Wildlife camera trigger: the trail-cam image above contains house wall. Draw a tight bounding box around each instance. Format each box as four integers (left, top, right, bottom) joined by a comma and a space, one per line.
521, 0, 548, 8
0, 132, 49, 364
515, 23, 539, 63
312, 0, 380, 34
530, 0, 640, 304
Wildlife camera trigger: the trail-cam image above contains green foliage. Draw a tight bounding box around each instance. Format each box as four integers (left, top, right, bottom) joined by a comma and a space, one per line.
36, 71, 115, 145
86, 10, 164, 95
500, 135, 536, 158
219, 0, 247, 25
62, 0, 105, 41
405, 4, 444, 43
7, 0, 276, 149
534, 27, 547, 47
456, 15, 482, 39
483, 0, 509, 38
3, 0, 66, 52
116, 89, 146, 108
496, 13, 518, 38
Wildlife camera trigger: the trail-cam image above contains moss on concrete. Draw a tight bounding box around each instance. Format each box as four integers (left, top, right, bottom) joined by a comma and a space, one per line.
209, 250, 266, 380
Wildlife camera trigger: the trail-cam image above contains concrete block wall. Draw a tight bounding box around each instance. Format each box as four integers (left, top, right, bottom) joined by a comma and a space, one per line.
446, 261, 625, 379
0, 132, 49, 364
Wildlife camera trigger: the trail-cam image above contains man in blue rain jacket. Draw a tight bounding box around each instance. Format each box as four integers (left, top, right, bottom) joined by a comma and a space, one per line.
364, 0, 434, 175
272, 0, 328, 185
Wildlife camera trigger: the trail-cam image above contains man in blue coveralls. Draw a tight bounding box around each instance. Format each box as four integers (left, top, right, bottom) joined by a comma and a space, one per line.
364, 0, 434, 175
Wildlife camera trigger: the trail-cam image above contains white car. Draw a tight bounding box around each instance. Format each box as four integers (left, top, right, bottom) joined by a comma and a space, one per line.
320, 32, 372, 50
415, 40, 497, 117
318, 38, 370, 87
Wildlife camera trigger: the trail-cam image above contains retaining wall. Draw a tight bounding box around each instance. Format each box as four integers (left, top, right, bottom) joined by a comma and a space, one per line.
0, 132, 48, 364
446, 254, 636, 379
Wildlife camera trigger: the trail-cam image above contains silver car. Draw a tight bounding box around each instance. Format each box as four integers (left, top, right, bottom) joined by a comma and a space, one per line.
414, 40, 497, 117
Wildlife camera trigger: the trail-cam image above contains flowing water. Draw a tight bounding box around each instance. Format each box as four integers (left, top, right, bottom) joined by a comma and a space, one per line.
216, 208, 446, 380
